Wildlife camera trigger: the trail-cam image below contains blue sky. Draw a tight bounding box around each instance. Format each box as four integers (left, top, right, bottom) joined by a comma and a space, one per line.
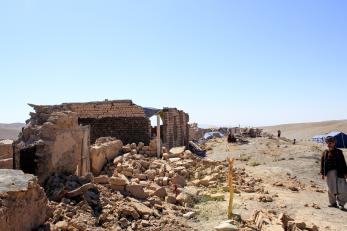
0, 0, 346, 126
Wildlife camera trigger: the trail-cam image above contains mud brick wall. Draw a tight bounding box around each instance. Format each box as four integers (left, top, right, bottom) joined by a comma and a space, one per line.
29, 100, 150, 144
161, 108, 189, 149
79, 117, 151, 145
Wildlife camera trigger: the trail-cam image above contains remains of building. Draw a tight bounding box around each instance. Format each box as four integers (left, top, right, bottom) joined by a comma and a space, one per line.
12, 100, 189, 183
0, 99, 319, 230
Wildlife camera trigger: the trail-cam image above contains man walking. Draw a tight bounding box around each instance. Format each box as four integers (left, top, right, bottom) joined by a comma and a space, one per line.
320, 136, 347, 210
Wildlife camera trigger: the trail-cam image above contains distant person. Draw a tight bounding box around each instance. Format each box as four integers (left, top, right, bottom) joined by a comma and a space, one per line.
320, 136, 347, 211
293, 138, 296, 145
277, 130, 281, 147
227, 133, 236, 143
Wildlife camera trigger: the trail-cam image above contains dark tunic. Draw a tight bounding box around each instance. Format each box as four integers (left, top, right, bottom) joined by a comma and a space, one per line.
320, 148, 347, 178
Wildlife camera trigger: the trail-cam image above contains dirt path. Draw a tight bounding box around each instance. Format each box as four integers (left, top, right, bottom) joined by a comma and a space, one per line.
189, 137, 347, 231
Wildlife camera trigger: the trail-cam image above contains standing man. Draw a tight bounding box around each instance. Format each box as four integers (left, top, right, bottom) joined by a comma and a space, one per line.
277, 130, 281, 147
320, 136, 347, 210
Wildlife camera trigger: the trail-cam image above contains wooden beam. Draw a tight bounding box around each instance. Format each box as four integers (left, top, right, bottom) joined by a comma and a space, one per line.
157, 115, 161, 158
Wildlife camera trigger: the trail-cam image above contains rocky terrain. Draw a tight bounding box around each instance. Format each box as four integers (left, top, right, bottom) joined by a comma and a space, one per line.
2, 120, 347, 230
186, 136, 347, 231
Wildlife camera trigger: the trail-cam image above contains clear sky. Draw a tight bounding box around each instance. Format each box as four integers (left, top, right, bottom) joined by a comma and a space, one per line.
0, 0, 346, 126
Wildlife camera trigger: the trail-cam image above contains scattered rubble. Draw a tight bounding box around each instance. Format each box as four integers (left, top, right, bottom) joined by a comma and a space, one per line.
39, 142, 232, 230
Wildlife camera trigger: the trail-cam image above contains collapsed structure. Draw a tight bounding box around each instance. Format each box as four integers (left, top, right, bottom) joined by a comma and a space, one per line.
27, 100, 189, 147
13, 100, 189, 184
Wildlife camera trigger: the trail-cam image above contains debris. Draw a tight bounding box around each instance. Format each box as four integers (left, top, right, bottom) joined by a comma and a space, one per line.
214, 220, 239, 231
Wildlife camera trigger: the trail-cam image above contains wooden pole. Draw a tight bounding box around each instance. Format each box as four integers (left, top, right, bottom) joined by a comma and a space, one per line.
157, 114, 161, 158
227, 157, 234, 219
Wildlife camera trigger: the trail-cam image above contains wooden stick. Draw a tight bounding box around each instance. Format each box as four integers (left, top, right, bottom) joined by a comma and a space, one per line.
227, 157, 234, 219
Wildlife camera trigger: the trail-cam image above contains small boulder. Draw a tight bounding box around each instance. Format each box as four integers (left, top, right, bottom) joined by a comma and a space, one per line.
214, 221, 239, 231
169, 146, 186, 158
126, 184, 149, 200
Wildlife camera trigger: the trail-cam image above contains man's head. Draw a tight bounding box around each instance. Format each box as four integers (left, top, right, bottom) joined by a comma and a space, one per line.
325, 136, 336, 150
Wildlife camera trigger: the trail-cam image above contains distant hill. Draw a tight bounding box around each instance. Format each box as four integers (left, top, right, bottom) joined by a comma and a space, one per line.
261, 120, 347, 140
0, 123, 25, 140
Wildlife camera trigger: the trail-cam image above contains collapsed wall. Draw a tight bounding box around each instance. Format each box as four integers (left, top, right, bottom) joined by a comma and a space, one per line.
14, 111, 84, 184
29, 100, 151, 144
0, 169, 48, 231
161, 108, 189, 149
0, 139, 13, 169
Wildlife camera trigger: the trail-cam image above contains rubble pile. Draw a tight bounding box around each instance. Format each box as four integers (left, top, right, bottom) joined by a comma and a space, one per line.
233, 168, 264, 194
44, 142, 231, 230
251, 210, 318, 231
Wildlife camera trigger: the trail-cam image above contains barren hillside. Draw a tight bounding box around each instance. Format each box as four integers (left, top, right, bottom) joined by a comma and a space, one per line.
261, 119, 347, 140
0, 123, 24, 140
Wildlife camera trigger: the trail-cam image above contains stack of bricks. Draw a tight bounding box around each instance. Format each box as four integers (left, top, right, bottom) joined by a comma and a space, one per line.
161, 108, 189, 149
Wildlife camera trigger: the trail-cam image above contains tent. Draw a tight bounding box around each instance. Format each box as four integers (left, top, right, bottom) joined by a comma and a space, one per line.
312, 131, 347, 148
203, 131, 224, 140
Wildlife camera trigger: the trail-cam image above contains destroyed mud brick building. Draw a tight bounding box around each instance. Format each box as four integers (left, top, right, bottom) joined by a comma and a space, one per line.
13, 100, 189, 184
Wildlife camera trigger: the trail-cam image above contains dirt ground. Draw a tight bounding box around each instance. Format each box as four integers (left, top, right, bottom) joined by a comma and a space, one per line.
188, 137, 347, 231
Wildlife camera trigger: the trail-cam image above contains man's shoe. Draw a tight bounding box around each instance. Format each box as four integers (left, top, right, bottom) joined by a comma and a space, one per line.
328, 203, 337, 208
338, 205, 347, 211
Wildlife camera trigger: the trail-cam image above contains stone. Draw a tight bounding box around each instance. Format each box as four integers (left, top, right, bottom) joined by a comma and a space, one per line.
210, 193, 225, 201
130, 143, 137, 149
122, 145, 132, 153
151, 186, 167, 199
109, 176, 129, 186
165, 194, 177, 204
119, 205, 140, 220
169, 146, 186, 157
172, 174, 186, 187
214, 220, 239, 231
262, 225, 283, 231
0, 170, 48, 231
134, 173, 147, 180
183, 150, 193, 159
113, 156, 123, 165
183, 211, 196, 219
141, 220, 150, 227
126, 184, 149, 200
130, 201, 153, 216
163, 177, 169, 186
55, 221, 69, 230
94, 175, 109, 184
138, 142, 145, 150
169, 157, 181, 163
162, 153, 169, 160
145, 169, 156, 180
90, 139, 123, 175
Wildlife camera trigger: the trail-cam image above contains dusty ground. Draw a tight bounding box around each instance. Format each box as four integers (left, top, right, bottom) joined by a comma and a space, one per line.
188, 137, 347, 231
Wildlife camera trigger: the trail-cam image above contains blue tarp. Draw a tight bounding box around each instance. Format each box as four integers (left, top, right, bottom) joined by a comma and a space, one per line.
312, 131, 347, 148
203, 131, 224, 140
